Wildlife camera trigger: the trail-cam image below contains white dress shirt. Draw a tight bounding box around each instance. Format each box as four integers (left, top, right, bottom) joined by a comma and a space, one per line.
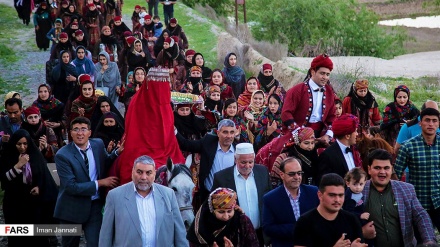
308, 79, 333, 137
234, 165, 260, 229
134, 185, 156, 247
336, 139, 355, 170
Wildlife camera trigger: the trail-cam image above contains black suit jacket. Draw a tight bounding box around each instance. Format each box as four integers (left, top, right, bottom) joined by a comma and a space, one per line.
176, 132, 236, 201
316, 142, 349, 184
211, 164, 271, 225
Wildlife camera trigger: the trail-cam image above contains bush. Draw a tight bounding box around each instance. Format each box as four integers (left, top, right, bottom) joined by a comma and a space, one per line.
248, 0, 408, 59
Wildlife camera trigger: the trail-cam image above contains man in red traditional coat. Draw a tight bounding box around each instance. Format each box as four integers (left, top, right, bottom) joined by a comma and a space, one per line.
281, 54, 336, 144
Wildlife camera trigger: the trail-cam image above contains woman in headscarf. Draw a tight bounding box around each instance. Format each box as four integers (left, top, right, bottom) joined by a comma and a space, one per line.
254, 94, 283, 153
191, 53, 212, 83
127, 39, 151, 72
222, 53, 246, 100
32, 84, 66, 147
21, 107, 59, 162
380, 85, 419, 146
94, 25, 119, 63
342, 79, 381, 135
223, 98, 250, 144
70, 74, 98, 121
0, 129, 58, 247
123, 67, 145, 113
187, 188, 259, 247
257, 63, 282, 94
33, 2, 52, 51
243, 90, 266, 139
51, 50, 79, 104
153, 29, 171, 57
156, 37, 185, 90
90, 95, 124, 132
93, 111, 124, 152
72, 46, 96, 80
94, 50, 121, 106
50, 32, 75, 60
60, 3, 80, 27
203, 69, 234, 101
84, 3, 102, 48
237, 76, 260, 112
181, 66, 207, 95
271, 127, 318, 187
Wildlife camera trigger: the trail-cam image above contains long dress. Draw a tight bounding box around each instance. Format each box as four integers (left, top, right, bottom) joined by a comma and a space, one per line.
0, 130, 58, 247
33, 7, 52, 50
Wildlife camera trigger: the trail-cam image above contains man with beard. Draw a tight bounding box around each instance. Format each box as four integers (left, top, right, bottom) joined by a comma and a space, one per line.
262, 157, 319, 247
99, 155, 188, 247
0, 98, 24, 151
293, 173, 367, 247
212, 143, 271, 246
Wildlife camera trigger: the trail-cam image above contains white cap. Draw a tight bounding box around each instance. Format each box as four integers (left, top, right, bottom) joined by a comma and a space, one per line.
235, 143, 254, 154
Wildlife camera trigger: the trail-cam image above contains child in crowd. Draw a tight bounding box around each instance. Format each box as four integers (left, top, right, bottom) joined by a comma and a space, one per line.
131, 5, 141, 28
204, 85, 223, 112
343, 168, 370, 223
335, 98, 343, 118
152, 15, 164, 36
139, 7, 148, 25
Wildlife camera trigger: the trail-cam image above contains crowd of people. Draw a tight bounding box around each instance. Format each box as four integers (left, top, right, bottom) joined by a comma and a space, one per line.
3, 0, 440, 246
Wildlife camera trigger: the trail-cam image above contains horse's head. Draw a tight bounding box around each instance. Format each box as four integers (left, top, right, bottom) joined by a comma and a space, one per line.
163, 157, 195, 230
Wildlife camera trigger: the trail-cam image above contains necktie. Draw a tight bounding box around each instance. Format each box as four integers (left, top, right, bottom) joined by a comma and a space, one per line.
313, 87, 325, 92
345, 147, 352, 154
80, 149, 89, 172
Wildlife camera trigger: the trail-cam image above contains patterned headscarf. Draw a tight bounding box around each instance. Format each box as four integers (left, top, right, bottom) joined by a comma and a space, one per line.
208, 188, 237, 213
292, 127, 315, 144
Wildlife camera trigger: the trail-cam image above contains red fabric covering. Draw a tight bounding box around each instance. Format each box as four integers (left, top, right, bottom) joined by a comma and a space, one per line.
255, 131, 293, 173
116, 79, 185, 185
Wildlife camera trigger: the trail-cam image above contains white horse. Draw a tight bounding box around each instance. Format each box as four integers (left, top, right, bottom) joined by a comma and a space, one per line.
155, 157, 195, 229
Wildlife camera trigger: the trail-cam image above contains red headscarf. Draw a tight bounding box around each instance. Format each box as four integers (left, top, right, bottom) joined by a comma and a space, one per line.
332, 114, 359, 136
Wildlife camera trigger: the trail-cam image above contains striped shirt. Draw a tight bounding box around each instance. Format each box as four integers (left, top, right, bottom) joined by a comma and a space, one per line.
285, 186, 301, 220
395, 133, 440, 209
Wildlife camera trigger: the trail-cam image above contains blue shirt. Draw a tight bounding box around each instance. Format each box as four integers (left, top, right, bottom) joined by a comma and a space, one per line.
396, 116, 440, 144
234, 165, 259, 228
205, 143, 235, 191
134, 184, 156, 247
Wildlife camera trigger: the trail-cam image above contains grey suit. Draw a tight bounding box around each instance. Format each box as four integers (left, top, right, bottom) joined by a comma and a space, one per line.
99, 182, 189, 247
54, 138, 118, 247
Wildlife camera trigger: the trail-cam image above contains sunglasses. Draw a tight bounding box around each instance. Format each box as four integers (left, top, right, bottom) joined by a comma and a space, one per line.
284, 171, 304, 177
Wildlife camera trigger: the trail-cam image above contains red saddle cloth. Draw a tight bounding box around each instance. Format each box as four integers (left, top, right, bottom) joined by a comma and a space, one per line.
116, 78, 185, 185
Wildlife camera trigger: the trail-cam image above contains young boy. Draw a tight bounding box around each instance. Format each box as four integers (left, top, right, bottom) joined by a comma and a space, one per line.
152, 15, 163, 37
335, 98, 343, 118
138, 6, 147, 25
343, 167, 369, 223
205, 85, 223, 112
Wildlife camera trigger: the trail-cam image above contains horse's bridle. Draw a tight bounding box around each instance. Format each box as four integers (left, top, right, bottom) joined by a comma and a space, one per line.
167, 165, 194, 213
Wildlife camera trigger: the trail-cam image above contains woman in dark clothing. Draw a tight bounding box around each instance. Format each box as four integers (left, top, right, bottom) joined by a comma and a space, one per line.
127, 39, 151, 72
156, 37, 185, 90
271, 127, 318, 187
33, 2, 52, 51
14, 0, 32, 25
32, 84, 66, 147
90, 95, 124, 132
50, 32, 75, 60
222, 52, 246, 100
153, 29, 171, 57
0, 129, 58, 247
380, 84, 419, 147
191, 53, 212, 83
254, 94, 283, 153
187, 188, 259, 247
93, 111, 124, 152
51, 50, 79, 104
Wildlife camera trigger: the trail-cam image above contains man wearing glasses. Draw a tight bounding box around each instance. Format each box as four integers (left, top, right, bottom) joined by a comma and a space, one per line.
262, 157, 319, 247
54, 117, 123, 247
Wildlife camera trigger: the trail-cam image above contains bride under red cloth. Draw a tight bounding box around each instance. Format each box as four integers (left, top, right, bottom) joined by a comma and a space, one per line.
112, 70, 185, 185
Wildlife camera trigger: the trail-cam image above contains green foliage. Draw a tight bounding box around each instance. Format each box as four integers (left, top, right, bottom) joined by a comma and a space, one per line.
248, 0, 407, 58
181, 0, 231, 15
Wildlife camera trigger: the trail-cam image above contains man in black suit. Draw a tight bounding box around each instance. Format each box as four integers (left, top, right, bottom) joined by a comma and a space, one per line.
316, 114, 362, 184
212, 143, 271, 246
176, 119, 237, 205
